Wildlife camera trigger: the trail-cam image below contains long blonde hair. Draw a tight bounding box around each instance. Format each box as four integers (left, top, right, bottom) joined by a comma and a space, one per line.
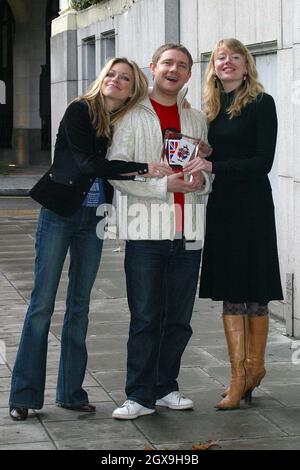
204, 38, 264, 123
76, 58, 148, 143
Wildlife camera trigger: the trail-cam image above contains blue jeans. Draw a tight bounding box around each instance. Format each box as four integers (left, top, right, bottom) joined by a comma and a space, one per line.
124, 239, 201, 409
9, 206, 103, 409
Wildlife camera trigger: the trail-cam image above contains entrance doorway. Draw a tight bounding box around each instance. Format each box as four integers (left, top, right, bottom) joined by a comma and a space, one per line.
0, 0, 14, 150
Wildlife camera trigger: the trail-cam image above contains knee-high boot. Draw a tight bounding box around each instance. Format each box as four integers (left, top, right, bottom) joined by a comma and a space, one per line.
245, 316, 269, 399
221, 316, 269, 400
215, 315, 248, 410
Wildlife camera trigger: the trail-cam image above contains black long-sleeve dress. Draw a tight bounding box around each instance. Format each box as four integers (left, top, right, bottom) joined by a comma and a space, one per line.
199, 91, 283, 304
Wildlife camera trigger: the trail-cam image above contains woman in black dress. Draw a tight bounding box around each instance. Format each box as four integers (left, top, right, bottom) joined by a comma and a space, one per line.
184, 38, 283, 410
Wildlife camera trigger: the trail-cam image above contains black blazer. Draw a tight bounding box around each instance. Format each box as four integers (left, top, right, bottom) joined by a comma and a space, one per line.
30, 100, 148, 216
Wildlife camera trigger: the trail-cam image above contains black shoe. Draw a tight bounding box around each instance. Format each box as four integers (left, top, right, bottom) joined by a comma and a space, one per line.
9, 407, 28, 421
57, 403, 96, 412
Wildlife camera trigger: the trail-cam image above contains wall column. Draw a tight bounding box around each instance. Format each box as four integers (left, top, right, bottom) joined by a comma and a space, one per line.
164, 0, 180, 43
51, 6, 78, 158
59, 0, 72, 14
292, 0, 300, 337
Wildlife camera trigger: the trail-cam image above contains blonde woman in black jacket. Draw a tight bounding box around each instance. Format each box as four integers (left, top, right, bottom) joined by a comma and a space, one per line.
9, 58, 171, 421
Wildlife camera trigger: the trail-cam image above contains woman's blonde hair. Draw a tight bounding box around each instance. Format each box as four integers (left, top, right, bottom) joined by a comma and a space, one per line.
76, 57, 148, 143
204, 38, 264, 122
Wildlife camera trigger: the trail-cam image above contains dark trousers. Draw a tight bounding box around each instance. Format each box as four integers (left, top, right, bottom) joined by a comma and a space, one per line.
124, 239, 201, 409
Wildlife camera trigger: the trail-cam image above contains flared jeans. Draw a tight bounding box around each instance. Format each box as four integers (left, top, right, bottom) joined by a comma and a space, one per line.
9, 206, 103, 409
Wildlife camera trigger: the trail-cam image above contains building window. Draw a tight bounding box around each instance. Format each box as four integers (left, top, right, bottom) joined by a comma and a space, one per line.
82, 36, 96, 92
101, 30, 115, 67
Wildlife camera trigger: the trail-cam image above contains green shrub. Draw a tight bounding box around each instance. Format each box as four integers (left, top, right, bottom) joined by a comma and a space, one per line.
70, 0, 104, 11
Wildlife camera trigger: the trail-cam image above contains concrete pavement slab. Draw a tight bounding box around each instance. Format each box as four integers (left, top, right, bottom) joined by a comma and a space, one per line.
44, 418, 145, 448
92, 371, 127, 392
35, 402, 116, 422
133, 409, 286, 445
260, 408, 300, 436
0, 418, 51, 446
0, 441, 56, 450
215, 436, 300, 450
56, 437, 152, 451
261, 384, 300, 407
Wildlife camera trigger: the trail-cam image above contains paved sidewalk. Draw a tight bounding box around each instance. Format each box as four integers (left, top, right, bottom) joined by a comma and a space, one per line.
0, 166, 48, 196
0, 210, 300, 450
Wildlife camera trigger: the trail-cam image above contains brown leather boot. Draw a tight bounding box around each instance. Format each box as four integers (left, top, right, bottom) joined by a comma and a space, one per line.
221, 386, 230, 398
216, 315, 248, 410
246, 316, 269, 394
221, 316, 269, 401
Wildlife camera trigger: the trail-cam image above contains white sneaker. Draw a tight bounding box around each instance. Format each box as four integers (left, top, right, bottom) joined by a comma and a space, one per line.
112, 400, 155, 420
156, 391, 193, 410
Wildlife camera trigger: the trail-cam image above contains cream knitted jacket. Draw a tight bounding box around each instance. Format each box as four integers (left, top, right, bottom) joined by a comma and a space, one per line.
107, 91, 212, 241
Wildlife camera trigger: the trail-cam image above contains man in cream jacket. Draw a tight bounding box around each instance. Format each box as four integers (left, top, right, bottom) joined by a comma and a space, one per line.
108, 44, 212, 420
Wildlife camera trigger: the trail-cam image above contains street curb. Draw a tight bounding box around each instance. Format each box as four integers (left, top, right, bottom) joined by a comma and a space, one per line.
0, 189, 30, 196
0, 209, 39, 217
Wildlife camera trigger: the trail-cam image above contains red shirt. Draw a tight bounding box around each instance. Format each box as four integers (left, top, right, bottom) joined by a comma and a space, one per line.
150, 98, 184, 234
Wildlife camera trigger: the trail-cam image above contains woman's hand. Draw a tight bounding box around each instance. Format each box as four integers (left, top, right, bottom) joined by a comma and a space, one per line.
197, 140, 213, 159
182, 141, 213, 175
183, 157, 213, 175
145, 162, 173, 178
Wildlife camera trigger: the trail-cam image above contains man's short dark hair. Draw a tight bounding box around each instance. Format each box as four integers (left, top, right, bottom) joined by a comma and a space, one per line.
151, 43, 193, 71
